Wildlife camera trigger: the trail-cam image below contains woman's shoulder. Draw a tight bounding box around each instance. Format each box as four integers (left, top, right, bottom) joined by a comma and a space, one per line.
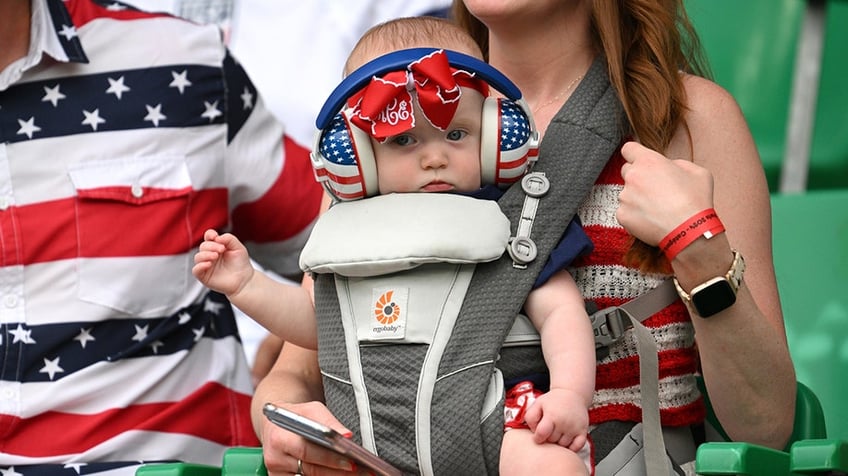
681, 74, 752, 140
681, 73, 747, 124
668, 73, 757, 164
671, 74, 763, 177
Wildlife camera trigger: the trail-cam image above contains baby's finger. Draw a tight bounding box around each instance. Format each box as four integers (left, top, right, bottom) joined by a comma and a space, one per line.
567, 433, 587, 452
197, 240, 225, 254
193, 250, 220, 264
203, 228, 219, 241
532, 419, 555, 444
191, 261, 209, 273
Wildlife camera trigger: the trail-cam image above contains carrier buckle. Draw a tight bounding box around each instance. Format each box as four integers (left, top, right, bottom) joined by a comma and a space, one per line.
590, 306, 631, 349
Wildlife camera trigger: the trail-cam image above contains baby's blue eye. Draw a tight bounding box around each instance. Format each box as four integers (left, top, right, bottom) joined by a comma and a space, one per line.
447, 130, 466, 141
391, 135, 413, 146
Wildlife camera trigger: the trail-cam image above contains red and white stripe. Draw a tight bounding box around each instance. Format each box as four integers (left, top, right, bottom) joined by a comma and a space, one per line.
572, 146, 706, 428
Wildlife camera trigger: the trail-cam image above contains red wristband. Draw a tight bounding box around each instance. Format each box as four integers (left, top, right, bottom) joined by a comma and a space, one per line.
659, 208, 725, 261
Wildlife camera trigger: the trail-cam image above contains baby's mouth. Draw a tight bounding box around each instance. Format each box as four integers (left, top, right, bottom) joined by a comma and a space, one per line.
422, 181, 453, 192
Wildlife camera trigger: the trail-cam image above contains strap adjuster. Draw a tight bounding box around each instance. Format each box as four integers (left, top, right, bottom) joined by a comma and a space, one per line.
590, 306, 631, 349
588, 280, 679, 360
508, 172, 550, 268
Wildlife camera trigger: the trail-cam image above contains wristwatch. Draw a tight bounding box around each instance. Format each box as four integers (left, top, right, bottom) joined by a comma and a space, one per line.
673, 249, 746, 318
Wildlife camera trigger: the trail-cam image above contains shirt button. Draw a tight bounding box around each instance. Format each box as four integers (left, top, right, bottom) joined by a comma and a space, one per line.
0, 197, 9, 210
131, 183, 144, 198
4, 295, 18, 308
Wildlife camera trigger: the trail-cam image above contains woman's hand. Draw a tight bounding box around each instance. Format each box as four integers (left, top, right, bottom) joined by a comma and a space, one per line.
254, 343, 372, 475
617, 141, 716, 245
261, 401, 365, 476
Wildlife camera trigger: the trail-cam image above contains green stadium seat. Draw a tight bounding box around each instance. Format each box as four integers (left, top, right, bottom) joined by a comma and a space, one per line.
220, 447, 266, 475
695, 378, 826, 475
136, 447, 266, 476
686, 0, 848, 191
791, 439, 848, 474
696, 443, 792, 476
135, 463, 221, 476
135, 447, 268, 476
800, 1, 848, 190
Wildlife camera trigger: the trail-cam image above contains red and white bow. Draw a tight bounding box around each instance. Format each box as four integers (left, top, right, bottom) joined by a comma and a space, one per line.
346, 50, 488, 141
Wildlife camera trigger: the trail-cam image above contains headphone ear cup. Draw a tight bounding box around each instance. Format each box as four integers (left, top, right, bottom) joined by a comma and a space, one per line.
311, 112, 379, 201
479, 97, 539, 188
479, 96, 500, 186
346, 115, 379, 197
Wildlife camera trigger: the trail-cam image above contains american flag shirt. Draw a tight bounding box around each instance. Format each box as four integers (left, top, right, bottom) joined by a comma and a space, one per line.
0, 0, 323, 474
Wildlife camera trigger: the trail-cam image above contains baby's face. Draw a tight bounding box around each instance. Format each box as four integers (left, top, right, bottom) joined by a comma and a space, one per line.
371, 88, 484, 195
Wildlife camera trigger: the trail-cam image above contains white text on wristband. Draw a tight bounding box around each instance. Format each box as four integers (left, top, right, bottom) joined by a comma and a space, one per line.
659, 208, 725, 261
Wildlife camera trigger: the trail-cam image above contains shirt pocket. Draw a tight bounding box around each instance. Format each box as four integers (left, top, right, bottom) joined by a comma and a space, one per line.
68, 157, 194, 316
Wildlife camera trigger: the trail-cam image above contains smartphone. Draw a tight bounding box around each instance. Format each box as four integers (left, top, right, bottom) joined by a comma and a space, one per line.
262, 403, 402, 476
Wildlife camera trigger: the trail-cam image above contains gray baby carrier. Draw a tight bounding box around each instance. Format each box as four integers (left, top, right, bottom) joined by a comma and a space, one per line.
303, 59, 676, 475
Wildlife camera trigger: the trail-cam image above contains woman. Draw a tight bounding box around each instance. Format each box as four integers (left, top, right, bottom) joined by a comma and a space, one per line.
253, 1, 796, 474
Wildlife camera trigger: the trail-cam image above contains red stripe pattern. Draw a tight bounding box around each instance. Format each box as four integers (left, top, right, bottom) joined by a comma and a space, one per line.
66, 0, 172, 25
573, 146, 705, 428
12, 189, 228, 264
4, 382, 257, 457
233, 136, 323, 243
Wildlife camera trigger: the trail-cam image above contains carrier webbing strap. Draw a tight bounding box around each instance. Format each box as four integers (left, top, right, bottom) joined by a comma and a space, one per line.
428, 57, 635, 474
625, 282, 678, 475
592, 279, 678, 355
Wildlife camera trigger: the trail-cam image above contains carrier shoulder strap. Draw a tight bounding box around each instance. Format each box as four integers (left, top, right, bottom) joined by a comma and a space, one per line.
428, 56, 627, 474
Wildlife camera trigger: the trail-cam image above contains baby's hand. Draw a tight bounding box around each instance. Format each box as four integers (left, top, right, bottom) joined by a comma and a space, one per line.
523, 388, 589, 451
192, 229, 254, 296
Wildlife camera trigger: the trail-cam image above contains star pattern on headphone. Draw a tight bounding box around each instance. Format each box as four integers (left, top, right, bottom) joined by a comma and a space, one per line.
320, 115, 357, 165
500, 101, 531, 151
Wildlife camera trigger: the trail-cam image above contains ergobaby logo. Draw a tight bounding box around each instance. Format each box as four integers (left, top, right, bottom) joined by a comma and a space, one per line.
370, 287, 407, 339
374, 290, 400, 324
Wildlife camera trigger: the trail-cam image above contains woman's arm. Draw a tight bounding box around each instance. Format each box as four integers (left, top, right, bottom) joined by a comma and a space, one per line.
682, 76, 796, 448
251, 342, 326, 441
252, 342, 364, 475
617, 76, 796, 449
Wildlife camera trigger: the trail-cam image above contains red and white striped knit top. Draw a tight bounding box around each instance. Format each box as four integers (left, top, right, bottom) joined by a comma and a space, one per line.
572, 146, 706, 428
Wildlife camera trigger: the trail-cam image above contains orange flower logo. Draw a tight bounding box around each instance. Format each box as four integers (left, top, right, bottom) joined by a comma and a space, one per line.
374, 290, 400, 324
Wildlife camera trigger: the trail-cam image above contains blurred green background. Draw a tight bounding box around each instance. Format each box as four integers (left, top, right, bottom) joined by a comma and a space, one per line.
687, 0, 848, 440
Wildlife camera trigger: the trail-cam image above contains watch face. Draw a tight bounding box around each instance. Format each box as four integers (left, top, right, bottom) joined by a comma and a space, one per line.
692, 279, 738, 318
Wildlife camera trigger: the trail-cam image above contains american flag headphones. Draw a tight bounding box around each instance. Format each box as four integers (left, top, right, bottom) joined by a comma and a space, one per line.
311, 48, 539, 201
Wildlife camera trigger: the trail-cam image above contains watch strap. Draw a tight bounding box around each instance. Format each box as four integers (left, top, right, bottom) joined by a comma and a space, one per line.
674, 248, 746, 305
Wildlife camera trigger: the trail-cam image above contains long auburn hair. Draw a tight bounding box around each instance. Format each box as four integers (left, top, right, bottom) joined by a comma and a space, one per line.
451, 0, 710, 273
